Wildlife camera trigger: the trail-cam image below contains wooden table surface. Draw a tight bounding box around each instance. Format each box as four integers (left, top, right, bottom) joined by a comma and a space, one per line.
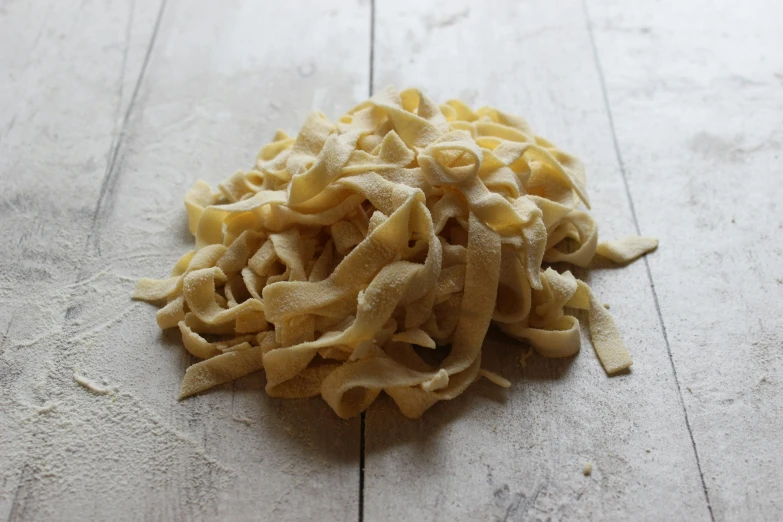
1, 0, 781, 520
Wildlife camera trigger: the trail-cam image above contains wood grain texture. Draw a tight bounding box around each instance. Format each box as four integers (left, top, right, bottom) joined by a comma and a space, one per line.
365, 0, 711, 520
587, 0, 783, 519
0, 0, 165, 519
0, 1, 369, 521
92, 1, 370, 520
0, 0, 164, 316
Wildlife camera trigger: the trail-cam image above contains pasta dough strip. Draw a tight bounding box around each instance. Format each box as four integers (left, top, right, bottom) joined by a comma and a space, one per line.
133, 87, 657, 418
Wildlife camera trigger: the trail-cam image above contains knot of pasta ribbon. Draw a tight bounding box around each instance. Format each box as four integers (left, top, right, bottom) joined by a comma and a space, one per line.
418, 131, 483, 187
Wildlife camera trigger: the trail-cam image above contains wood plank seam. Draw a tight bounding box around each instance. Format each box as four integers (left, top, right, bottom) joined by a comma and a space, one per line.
359, 412, 366, 522
359, 3, 376, 520
581, 1, 715, 520
87, 0, 169, 254
7, 464, 32, 522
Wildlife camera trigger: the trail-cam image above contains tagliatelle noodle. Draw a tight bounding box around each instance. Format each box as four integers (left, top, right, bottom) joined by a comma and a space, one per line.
596, 236, 659, 264
134, 87, 657, 419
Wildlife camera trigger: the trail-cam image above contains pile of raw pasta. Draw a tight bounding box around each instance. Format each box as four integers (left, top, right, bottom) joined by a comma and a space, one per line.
133, 87, 657, 419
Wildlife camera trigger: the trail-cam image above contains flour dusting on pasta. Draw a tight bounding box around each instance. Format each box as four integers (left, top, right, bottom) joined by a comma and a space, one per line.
133, 87, 657, 419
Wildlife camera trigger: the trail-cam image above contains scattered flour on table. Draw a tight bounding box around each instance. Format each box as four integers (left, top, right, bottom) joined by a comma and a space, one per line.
1, 259, 236, 521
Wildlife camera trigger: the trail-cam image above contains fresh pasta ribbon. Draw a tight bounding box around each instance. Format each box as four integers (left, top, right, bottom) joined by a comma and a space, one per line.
596, 236, 659, 264
134, 87, 657, 418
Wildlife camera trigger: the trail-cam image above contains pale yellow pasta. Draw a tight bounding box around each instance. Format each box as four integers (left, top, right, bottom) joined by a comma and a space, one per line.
134, 87, 657, 418
391, 329, 437, 349
596, 236, 659, 264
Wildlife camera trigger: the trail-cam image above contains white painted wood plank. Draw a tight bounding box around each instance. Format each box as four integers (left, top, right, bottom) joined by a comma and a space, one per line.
0, 0, 165, 519
365, 1, 711, 520
2, 0, 371, 520
0, 0, 164, 301
68, 1, 370, 521
586, 0, 783, 519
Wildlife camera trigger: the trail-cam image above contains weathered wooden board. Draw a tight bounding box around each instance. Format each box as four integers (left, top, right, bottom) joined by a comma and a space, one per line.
1, 0, 369, 520
587, 0, 783, 519
364, 0, 712, 520
0, 0, 166, 519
